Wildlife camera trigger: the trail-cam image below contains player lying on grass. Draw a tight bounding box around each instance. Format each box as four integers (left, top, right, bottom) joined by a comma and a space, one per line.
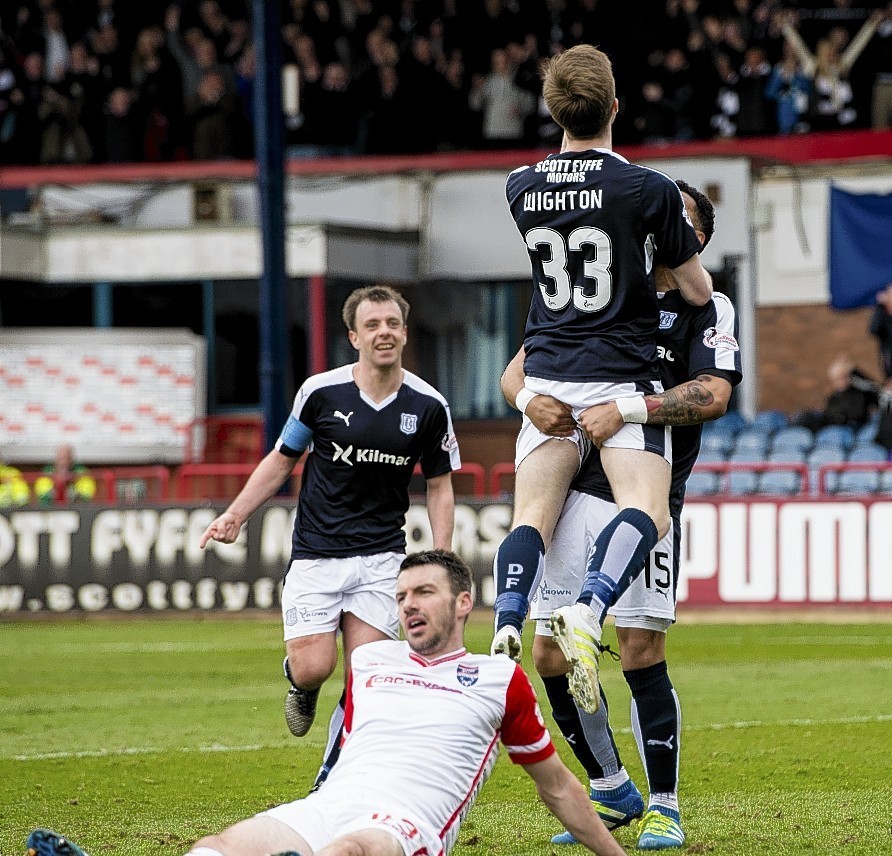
28, 551, 627, 856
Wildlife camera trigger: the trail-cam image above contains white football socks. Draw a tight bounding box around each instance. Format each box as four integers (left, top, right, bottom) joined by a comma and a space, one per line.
590, 769, 630, 791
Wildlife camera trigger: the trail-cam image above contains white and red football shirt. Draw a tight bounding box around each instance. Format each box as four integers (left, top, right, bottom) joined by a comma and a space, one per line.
327, 640, 554, 855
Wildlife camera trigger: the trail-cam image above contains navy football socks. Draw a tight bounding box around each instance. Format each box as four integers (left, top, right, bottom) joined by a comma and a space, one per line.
578, 508, 659, 624
493, 524, 545, 631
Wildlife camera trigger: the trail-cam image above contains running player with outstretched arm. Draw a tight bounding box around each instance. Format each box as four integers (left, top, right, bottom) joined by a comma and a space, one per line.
198, 285, 460, 790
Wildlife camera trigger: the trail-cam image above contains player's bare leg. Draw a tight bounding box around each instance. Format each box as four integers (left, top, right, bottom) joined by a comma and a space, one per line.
189, 815, 314, 856
552, 447, 670, 713
284, 632, 339, 737
315, 828, 404, 856
492, 438, 579, 662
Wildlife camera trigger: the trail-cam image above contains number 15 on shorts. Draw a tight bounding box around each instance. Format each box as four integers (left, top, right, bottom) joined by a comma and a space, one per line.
643, 551, 672, 591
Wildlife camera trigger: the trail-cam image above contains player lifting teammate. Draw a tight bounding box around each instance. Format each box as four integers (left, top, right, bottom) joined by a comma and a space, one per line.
492, 45, 712, 717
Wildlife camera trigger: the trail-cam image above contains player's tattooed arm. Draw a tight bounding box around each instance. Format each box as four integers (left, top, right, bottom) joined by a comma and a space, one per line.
644, 374, 732, 425
579, 373, 733, 446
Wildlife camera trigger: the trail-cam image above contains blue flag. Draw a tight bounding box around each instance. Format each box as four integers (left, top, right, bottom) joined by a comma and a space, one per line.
828, 187, 892, 310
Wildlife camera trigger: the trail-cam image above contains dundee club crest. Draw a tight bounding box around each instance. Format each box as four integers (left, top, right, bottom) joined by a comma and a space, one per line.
659, 311, 677, 329
400, 413, 418, 435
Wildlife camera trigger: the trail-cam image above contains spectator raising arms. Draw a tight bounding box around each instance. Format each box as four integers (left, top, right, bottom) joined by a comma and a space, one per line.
468, 46, 535, 150
781, 8, 885, 130
187, 68, 248, 160
765, 41, 812, 135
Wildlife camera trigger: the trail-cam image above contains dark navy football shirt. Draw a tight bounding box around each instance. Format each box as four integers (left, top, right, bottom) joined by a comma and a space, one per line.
506, 149, 703, 383
275, 364, 460, 559
571, 290, 742, 513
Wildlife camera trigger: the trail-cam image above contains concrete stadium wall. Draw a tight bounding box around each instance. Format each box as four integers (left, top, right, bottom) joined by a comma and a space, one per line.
2, 134, 891, 420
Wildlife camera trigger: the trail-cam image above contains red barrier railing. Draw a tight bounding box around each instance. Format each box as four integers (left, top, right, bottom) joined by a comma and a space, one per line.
692, 461, 811, 495
489, 462, 516, 497
174, 463, 254, 501
454, 463, 487, 498
184, 416, 265, 464
174, 462, 304, 501
6, 459, 889, 505
3, 130, 889, 189
2, 466, 170, 504
816, 461, 892, 496
409, 462, 487, 497
96, 466, 171, 503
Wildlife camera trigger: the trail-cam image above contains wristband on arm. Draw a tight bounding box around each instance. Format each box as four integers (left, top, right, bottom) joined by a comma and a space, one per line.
615, 395, 648, 424
514, 388, 538, 416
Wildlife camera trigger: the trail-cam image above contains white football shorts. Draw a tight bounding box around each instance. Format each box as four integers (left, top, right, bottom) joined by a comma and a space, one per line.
281, 551, 404, 641
530, 490, 679, 633
515, 378, 671, 470
263, 783, 438, 856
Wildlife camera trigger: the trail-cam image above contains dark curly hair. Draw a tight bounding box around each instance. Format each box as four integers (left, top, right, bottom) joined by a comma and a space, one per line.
675, 179, 715, 248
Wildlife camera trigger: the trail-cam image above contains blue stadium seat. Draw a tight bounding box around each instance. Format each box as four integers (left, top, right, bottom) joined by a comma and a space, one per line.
854, 414, 881, 445
770, 426, 814, 456
704, 410, 748, 437
687, 449, 725, 495
806, 446, 847, 494
814, 424, 855, 451
687, 448, 726, 495
758, 449, 806, 494
727, 450, 761, 495
686, 470, 721, 496
696, 448, 728, 464
733, 429, 771, 456
847, 442, 890, 463
700, 428, 735, 456
834, 443, 890, 495
836, 469, 880, 494
750, 409, 788, 435
767, 448, 806, 464
757, 469, 803, 495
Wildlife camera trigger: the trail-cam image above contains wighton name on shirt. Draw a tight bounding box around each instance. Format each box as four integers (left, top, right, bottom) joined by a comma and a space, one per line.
522, 189, 604, 212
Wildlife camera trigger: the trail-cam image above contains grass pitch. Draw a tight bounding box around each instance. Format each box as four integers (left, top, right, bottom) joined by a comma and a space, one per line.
2, 612, 891, 856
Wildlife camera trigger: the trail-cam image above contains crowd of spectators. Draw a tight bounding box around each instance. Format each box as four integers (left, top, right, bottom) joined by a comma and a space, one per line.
0, 0, 890, 165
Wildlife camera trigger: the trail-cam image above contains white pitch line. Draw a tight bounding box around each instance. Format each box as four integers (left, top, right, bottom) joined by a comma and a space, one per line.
9, 713, 892, 762
47, 642, 279, 654
714, 636, 891, 647
611, 711, 892, 736
11, 742, 303, 761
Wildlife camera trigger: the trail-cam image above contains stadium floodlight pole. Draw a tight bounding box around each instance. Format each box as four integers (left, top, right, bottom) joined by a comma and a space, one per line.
251, 0, 289, 455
